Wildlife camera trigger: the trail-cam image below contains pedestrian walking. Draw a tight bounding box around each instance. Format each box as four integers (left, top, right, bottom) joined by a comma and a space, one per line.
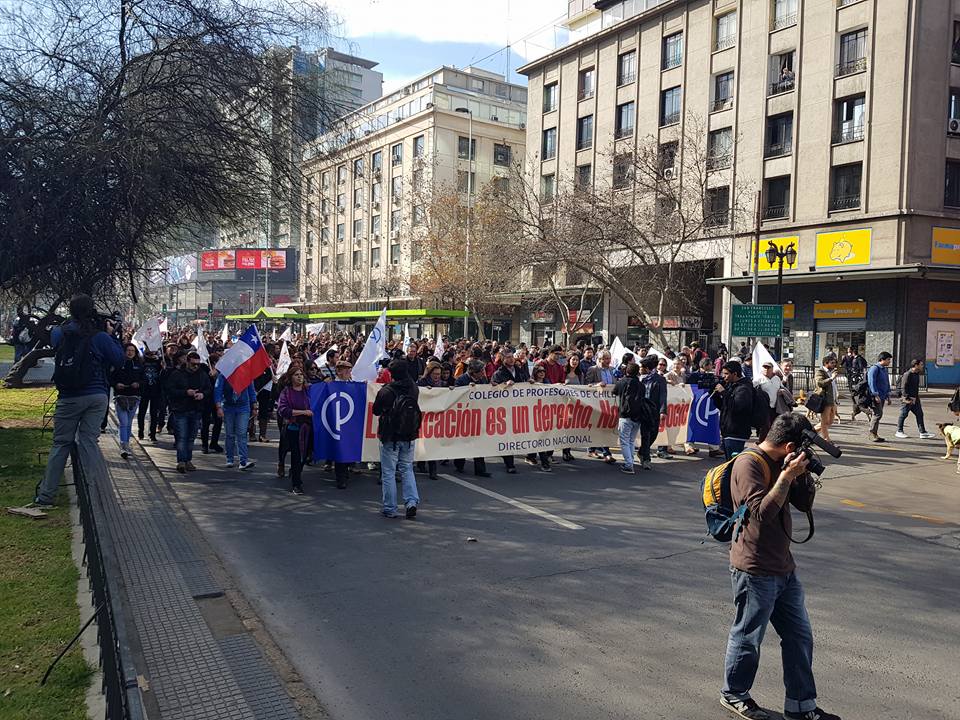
611, 362, 649, 473
200, 353, 223, 454
215, 370, 257, 470
276, 367, 312, 494
112, 343, 143, 459
812, 357, 840, 443
138, 349, 164, 441
164, 351, 211, 474
866, 352, 892, 442
895, 357, 934, 439
373, 358, 422, 519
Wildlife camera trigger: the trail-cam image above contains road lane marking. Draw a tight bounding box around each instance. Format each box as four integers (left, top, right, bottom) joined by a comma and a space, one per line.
438, 473, 585, 530
840, 498, 950, 525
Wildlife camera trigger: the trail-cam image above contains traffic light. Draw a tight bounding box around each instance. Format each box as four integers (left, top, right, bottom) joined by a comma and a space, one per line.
207, 302, 214, 317
162, 303, 167, 313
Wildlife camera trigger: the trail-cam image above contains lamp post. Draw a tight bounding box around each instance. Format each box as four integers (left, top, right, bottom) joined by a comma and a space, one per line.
764, 240, 797, 360
454, 106, 473, 339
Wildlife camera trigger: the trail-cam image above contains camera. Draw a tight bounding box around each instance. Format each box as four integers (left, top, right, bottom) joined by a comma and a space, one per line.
788, 429, 842, 477
95, 310, 123, 340
696, 372, 719, 390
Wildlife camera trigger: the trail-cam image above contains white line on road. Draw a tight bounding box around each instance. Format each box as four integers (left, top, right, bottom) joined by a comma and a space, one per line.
437, 473, 585, 530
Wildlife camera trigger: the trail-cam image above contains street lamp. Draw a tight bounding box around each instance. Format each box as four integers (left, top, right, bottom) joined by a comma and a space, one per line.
764, 240, 797, 359
454, 106, 473, 339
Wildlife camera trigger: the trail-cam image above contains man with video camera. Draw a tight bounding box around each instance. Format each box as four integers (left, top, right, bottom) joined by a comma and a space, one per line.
719, 412, 840, 720
31, 295, 126, 509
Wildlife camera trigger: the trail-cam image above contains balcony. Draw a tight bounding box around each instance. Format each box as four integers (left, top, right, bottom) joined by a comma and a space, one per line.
660, 111, 681, 127
714, 36, 736, 52
712, 96, 733, 113
833, 124, 865, 144
706, 154, 732, 171
771, 13, 797, 31
836, 57, 867, 77
829, 193, 860, 211
577, 88, 595, 101
615, 125, 634, 140
763, 204, 789, 220
837, 0, 861, 6
769, 78, 795, 96
765, 140, 793, 158
662, 55, 682, 71
704, 211, 730, 228
618, 72, 636, 86
391, 157, 402, 167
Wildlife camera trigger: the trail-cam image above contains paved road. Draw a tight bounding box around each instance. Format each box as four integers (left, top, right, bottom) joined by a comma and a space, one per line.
139, 402, 960, 720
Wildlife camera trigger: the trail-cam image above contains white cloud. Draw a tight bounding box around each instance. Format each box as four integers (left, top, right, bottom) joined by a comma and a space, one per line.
326, 0, 565, 47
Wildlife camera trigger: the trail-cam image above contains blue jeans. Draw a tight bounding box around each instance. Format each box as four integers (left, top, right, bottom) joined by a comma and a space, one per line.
618, 418, 640, 469
115, 398, 139, 446
172, 411, 200, 463
223, 408, 251, 464
722, 438, 747, 460
36, 394, 109, 505
723, 569, 817, 715
897, 399, 926, 433
380, 440, 420, 514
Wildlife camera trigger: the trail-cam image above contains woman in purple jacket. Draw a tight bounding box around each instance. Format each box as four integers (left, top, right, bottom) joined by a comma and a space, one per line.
276, 367, 312, 494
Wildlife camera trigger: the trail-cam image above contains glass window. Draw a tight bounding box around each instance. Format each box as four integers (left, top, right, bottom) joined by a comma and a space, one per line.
391, 142, 403, 165
618, 50, 637, 85
946, 161, 960, 207
321, 171, 329, 189
336, 252, 344, 271
352, 218, 363, 237
954, 21, 960, 64
950, 88, 960, 122
613, 152, 633, 189
457, 171, 477, 194
353, 249, 361, 269
370, 247, 381, 266
542, 127, 557, 160
838, 29, 867, 75
770, 51, 796, 94
372, 151, 382, 172
321, 227, 330, 244
336, 192, 346, 209
541, 173, 556, 201
494, 143, 512, 166
412, 168, 423, 189
390, 209, 401, 230
765, 112, 793, 156
543, 82, 558, 112
371, 215, 381, 236
834, 95, 865, 143
391, 176, 402, 198
457, 136, 477, 160
772, 0, 798, 30
371, 182, 382, 203
413, 134, 425, 157
576, 115, 593, 150
320, 255, 329, 274
353, 157, 363, 176
336, 223, 345, 241
707, 128, 732, 169
493, 177, 510, 196
659, 142, 678, 171
663, 32, 683, 69
830, 163, 863, 210
353, 187, 363, 207
413, 204, 425, 225
715, 12, 737, 50
578, 68, 595, 100
765, 176, 791, 220
706, 186, 730, 226
390, 243, 401, 264
575, 164, 592, 190
713, 72, 734, 110
616, 102, 635, 138
337, 166, 346, 184
660, 87, 681, 126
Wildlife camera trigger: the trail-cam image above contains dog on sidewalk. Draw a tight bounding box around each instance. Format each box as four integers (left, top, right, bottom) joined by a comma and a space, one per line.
935, 423, 960, 474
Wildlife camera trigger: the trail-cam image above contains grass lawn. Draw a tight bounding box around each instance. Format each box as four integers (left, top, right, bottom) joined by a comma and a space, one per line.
0, 343, 13, 362
0, 387, 92, 719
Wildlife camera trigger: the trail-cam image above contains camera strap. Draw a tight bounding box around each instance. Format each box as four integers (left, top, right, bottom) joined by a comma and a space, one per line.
781, 508, 815, 544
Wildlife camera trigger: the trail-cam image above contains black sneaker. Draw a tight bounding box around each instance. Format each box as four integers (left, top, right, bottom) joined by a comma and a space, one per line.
720, 696, 770, 720
405, 504, 417, 519
505, 467, 517, 474
784, 709, 841, 720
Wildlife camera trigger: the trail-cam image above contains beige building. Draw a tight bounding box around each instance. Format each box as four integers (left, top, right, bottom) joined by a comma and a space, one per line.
298, 66, 527, 335
519, 0, 960, 383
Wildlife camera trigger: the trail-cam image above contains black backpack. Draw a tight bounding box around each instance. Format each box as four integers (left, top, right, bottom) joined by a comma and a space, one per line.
751, 384, 771, 431
53, 329, 95, 392
384, 388, 422, 441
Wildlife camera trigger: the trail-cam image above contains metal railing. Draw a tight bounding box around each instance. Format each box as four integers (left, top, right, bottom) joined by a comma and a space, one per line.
763, 203, 789, 220
660, 110, 681, 126
618, 71, 636, 86
712, 96, 734, 112
70, 446, 146, 720
836, 57, 867, 77
833, 124, 864, 144
615, 125, 634, 140
714, 36, 736, 52
765, 140, 793, 158
771, 13, 798, 31
706, 153, 732, 170
829, 193, 861, 211
577, 88, 595, 101
787, 365, 927, 394
769, 78, 795, 95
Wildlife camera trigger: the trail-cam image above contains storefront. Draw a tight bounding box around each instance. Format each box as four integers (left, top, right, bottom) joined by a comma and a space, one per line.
926, 301, 960, 386
813, 301, 867, 359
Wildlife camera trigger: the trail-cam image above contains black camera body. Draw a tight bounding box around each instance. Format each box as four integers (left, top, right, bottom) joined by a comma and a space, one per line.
94, 310, 123, 340
789, 429, 842, 477
696, 372, 719, 390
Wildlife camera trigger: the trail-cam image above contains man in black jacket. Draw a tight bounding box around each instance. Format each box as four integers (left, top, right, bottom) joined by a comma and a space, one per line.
453, 360, 492, 477
373, 358, 422, 519
164, 351, 212, 473
611, 362, 646, 474
138, 349, 164, 442
895, 357, 934, 440
714, 360, 755, 459
491, 350, 529, 385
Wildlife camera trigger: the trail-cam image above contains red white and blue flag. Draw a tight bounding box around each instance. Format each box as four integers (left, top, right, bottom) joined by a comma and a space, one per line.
217, 325, 271, 394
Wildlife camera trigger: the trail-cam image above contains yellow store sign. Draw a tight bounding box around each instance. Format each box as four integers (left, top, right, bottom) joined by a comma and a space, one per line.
782, 303, 796, 321
929, 302, 960, 320
813, 302, 867, 319
932, 227, 960, 266
815, 228, 871, 268
755, 236, 800, 272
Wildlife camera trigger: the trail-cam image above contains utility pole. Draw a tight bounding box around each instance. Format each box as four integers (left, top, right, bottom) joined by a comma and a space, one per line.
455, 106, 473, 339
750, 189, 761, 305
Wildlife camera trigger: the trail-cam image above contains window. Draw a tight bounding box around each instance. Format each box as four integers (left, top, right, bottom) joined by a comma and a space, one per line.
834, 95, 865, 143
541, 173, 556, 201
659, 142, 678, 173
390, 209, 401, 231
830, 163, 863, 211
321, 255, 329, 274
575, 164, 592, 190
837, 29, 867, 76
321, 171, 329, 190
613, 152, 633, 189
615, 102, 635, 139
306, 229, 315, 246
542, 127, 557, 160
372, 151, 382, 173
353, 157, 363, 177
336, 223, 345, 241
457, 171, 477, 194
951, 88, 960, 122
618, 50, 637, 85
578, 68, 595, 100
764, 176, 791, 219
391, 142, 403, 166
353, 187, 363, 207
457, 136, 477, 160
715, 12, 737, 51
352, 218, 363, 238
493, 143, 512, 166
660, 86, 681, 126
336, 252, 344, 271
337, 166, 346, 184
765, 112, 793, 157
350, 249, 360, 269
321, 198, 331, 216
411, 240, 422, 262
713, 71, 734, 111
532, 263, 554, 287
306, 202, 314, 221
390, 243, 401, 264
371, 215, 381, 237
493, 177, 510, 196
663, 32, 683, 69
543, 82, 558, 112
769, 51, 796, 95
412, 168, 423, 190
576, 115, 593, 150
413, 134, 425, 157
705, 186, 730, 227
306, 175, 315, 196
391, 176, 403, 200
954, 21, 960, 64
946, 161, 960, 207
321, 227, 330, 244
707, 128, 733, 169
413, 204, 426, 225
772, 0, 797, 31
336, 192, 346, 210
370, 247, 381, 266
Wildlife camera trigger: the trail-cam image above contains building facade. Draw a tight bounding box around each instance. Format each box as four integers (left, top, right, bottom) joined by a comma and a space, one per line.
298, 66, 527, 338
519, 0, 960, 383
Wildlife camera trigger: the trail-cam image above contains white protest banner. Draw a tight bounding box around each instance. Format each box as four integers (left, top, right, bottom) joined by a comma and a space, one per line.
752, 341, 781, 376
158, 317, 168, 334
191, 331, 209, 364
434, 336, 445, 360
609, 336, 626, 367
279, 325, 292, 342
352, 308, 387, 382
657, 384, 693, 448
401, 324, 410, 353
276, 340, 292, 376
132, 317, 163, 352
220, 324, 229, 344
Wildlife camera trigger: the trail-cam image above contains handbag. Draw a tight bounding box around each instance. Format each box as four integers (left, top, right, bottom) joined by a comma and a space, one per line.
805, 390, 825, 414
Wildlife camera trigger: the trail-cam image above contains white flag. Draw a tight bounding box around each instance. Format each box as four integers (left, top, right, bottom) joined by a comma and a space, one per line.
434, 336, 445, 360
276, 340, 292, 377
132, 317, 163, 352
271, 328, 277, 342
752, 342, 781, 377
158, 317, 168, 334
401, 324, 411, 353
609, 336, 626, 368
191, 331, 209, 365
220, 324, 229, 344
351, 308, 387, 383
279, 325, 292, 342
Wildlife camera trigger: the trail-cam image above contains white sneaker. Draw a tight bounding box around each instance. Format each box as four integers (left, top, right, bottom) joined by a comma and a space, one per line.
894, 431, 908, 439
919, 431, 935, 439
239, 460, 257, 471
224, 460, 236, 468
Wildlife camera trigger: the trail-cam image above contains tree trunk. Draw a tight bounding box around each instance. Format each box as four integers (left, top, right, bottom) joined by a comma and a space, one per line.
3, 347, 56, 387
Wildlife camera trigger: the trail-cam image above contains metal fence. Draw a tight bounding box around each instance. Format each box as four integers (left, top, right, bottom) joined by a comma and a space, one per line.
787, 365, 926, 395
70, 446, 147, 720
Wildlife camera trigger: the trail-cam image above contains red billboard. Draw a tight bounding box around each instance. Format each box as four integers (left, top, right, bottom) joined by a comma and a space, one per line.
200, 249, 287, 272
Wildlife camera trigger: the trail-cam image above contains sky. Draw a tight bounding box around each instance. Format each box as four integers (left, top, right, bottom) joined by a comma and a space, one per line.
324, 0, 568, 92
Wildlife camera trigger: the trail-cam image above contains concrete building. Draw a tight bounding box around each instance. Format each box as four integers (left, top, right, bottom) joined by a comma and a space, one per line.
298, 66, 527, 338
518, 0, 960, 383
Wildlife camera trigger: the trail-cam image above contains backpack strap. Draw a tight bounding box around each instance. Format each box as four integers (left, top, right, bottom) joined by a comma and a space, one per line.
731, 450, 772, 543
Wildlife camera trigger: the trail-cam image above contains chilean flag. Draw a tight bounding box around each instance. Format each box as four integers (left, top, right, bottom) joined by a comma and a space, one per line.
217, 325, 271, 394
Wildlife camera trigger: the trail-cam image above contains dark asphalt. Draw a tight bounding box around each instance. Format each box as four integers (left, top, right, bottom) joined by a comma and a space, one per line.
139, 412, 960, 720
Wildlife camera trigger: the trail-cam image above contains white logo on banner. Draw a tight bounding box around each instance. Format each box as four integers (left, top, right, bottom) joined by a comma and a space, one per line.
320, 392, 356, 441
694, 391, 720, 427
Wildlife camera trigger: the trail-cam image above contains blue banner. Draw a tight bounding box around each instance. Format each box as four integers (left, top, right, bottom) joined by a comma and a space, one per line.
687, 387, 721, 445
309, 381, 368, 463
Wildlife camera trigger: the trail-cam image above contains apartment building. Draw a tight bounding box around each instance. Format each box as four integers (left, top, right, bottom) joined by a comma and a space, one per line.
519, 0, 960, 384
298, 66, 527, 337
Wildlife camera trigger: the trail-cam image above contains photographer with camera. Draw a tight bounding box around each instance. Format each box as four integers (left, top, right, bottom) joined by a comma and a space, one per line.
719, 412, 840, 720
31, 295, 126, 509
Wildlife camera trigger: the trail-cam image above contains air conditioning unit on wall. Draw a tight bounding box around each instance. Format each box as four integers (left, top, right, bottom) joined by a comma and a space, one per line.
662, 167, 676, 180
949, 118, 960, 135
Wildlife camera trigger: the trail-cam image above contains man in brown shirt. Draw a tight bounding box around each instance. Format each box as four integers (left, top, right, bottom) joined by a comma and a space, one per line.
720, 413, 841, 720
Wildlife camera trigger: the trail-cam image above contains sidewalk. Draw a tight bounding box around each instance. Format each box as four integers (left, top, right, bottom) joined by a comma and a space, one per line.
91, 427, 303, 720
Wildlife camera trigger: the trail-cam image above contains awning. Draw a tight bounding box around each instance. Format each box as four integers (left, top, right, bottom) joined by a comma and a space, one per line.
226, 307, 469, 322
225, 306, 301, 321
706, 264, 960, 287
